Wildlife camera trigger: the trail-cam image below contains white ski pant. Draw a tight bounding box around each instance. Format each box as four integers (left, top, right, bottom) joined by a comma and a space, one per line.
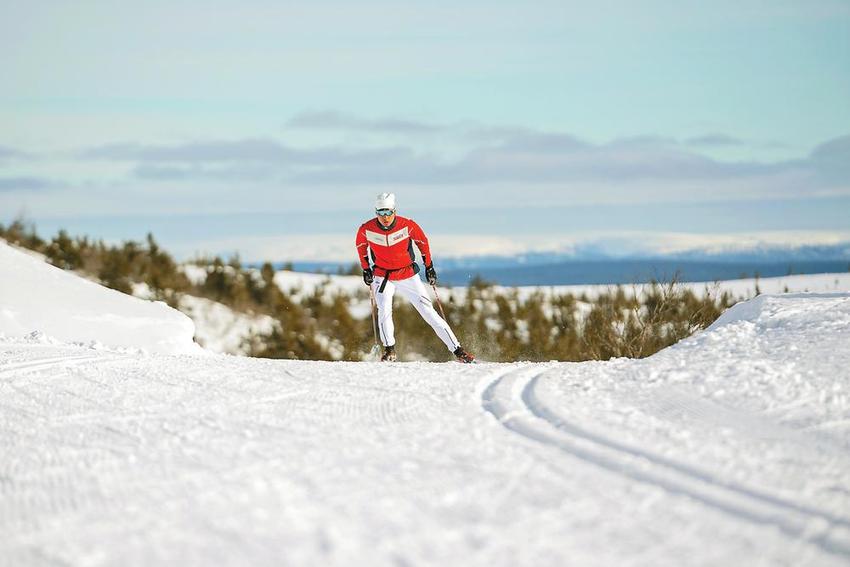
372, 274, 460, 352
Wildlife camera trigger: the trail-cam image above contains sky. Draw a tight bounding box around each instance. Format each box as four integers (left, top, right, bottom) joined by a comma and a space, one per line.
1, 0, 849, 262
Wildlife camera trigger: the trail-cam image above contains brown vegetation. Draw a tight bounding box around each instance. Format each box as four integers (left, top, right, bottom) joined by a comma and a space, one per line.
2, 219, 737, 362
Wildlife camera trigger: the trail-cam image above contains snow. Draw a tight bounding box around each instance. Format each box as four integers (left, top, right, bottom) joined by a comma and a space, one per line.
178, 295, 276, 355
0, 240, 201, 355
273, 269, 373, 320
455, 271, 850, 304
268, 268, 850, 305
2, 239, 850, 565
179, 263, 209, 286
273, 269, 365, 300
128, 280, 276, 356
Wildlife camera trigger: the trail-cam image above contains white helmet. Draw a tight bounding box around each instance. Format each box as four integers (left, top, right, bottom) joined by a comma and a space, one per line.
375, 192, 396, 211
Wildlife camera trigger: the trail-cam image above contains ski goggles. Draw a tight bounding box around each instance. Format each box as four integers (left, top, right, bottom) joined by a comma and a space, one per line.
376, 208, 396, 217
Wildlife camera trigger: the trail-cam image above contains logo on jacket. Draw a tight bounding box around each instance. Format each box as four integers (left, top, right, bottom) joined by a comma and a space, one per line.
365, 227, 409, 247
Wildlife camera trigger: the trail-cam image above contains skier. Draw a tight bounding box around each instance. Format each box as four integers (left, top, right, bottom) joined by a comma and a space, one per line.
356, 193, 475, 363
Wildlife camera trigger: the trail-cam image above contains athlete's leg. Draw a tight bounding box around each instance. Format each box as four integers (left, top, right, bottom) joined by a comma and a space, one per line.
394, 275, 460, 352
372, 277, 396, 346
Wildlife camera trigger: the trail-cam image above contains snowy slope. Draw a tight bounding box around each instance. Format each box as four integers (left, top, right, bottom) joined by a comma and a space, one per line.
2, 250, 850, 567
0, 241, 201, 355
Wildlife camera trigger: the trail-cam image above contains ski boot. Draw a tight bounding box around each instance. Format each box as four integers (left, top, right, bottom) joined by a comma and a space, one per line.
381, 345, 397, 362
453, 346, 476, 364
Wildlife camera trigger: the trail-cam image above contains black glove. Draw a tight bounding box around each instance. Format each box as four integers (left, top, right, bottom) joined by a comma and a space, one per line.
425, 264, 437, 286
362, 268, 374, 286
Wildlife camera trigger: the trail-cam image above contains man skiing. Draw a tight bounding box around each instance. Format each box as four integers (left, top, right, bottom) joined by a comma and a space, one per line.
356, 193, 475, 363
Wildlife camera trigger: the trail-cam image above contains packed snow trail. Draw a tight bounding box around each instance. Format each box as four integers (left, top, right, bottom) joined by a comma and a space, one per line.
2, 297, 850, 563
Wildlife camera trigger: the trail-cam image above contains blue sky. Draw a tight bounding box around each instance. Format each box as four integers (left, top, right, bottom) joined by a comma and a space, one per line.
1, 0, 848, 261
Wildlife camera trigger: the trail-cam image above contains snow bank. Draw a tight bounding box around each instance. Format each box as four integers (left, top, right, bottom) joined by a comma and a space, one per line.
708, 291, 850, 331
0, 240, 202, 354
621, 292, 850, 435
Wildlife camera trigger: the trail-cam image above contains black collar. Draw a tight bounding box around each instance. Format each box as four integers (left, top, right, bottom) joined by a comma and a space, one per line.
375, 217, 397, 231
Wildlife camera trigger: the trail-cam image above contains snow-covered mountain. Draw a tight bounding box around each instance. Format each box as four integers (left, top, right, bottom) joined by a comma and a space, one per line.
434, 241, 850, 270
271, 267, 850, 305
285, 239, 850, 286
2, 237, 850, 565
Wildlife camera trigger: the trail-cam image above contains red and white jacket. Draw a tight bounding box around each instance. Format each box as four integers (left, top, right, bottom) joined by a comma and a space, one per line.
355, 216, 432, 281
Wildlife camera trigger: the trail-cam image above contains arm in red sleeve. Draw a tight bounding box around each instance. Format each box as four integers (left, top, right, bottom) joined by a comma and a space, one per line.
355, 225, 370, 270
410, 220, 433, 267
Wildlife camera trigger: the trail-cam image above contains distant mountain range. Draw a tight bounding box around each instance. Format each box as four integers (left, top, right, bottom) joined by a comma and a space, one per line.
272, 243, 850, 286
439, 259, 850, 286
438, 242, 850, 268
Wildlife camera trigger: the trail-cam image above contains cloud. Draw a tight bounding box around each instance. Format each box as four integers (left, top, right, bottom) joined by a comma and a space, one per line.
289, 113, 597, 151
808, 134, 850, 185
287, 111, 443, 134
810, 134, 850, 162
288, 112, 745, 154
102, 129, 849, 199
0, 176, 53, 192
69, 119, 850, 207
80, 140, 286, 163
131, 163, 278, 182
685, 134, 745, 147
81, 139, 415, 168
289, 132, 806, 186
286, 113, 800, 165
281, 113, 818, 184
0, 146, 32, 161
489, 130, 590, 153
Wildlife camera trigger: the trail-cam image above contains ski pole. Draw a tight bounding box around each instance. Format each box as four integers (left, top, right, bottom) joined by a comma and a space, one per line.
431, 284, 448, 321
368, 285, 381, 356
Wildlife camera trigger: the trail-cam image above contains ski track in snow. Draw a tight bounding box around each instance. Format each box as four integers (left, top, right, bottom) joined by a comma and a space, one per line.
481, 366, 850, 559
2, 294, 850, 566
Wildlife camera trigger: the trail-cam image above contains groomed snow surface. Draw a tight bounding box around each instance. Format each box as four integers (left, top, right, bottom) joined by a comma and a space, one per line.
2, 241, 850, 566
